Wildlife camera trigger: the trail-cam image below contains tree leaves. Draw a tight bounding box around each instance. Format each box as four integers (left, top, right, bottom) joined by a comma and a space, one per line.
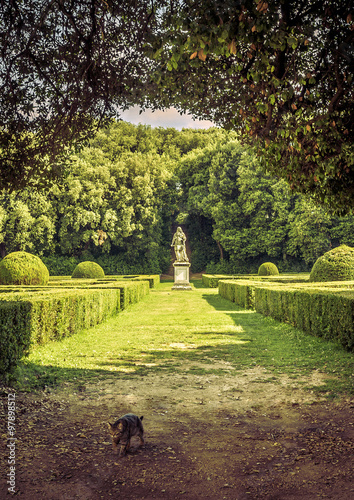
0, 0, 160, 189
0, 0, 353, 214
146, 0, 354, 214
177, 138, 354, 270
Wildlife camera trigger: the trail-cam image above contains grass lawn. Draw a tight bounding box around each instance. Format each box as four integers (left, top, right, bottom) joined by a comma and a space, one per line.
14, 280, 354, 398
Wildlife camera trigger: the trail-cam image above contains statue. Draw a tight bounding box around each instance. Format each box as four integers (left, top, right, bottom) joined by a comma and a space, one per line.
171, 226, 192, 290
171, 226, 189, 262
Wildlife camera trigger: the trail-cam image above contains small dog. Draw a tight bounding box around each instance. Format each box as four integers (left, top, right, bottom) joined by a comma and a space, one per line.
108, 413, 144, 457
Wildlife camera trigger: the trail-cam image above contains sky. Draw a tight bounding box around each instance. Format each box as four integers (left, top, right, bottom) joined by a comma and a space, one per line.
119, 106, 215, 130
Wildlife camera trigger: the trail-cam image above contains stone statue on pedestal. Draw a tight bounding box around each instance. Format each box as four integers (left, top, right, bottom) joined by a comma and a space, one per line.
171, 226, 192, 290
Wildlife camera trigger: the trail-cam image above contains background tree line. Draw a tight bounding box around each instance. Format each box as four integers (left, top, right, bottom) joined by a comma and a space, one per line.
0, 121, 353, 275
1, 1, 352, 214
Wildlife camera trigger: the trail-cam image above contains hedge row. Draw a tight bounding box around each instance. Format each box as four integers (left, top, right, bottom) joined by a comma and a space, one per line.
48, 274, 160, 289
0, 279, 151, 374
89, 280, 150, 310
43, 279, 151, 310
202, 274, 243, 288
218, 279, 354, 351
255, 286, 354, 350
111, 275, 160, 289
218, 280, 256, 309
203, 273, 309, 288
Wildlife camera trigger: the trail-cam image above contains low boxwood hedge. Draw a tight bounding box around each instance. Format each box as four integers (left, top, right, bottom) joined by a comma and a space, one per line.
255, 285, 354, 351
0, 278, 151, 374
109, 274, 160, 288
218, 279, 354, 351
0, 288, 120, 374
203, 273, 309, 288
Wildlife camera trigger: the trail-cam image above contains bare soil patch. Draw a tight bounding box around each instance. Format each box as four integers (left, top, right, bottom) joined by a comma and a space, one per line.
1, 365, 353, 499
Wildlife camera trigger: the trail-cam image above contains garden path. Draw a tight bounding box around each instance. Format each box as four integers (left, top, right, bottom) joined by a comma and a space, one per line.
1, 280, 353, 499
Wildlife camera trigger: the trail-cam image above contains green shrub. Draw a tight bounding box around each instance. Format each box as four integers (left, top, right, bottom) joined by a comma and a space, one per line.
202, 275, 222, 288
218, 280, 256, 309
72, 261, 105, 279
258, 262, 279, 276
0, 252, 49, 285
254, 286, 354, 351
310, 245, 354, 282
0, 288, 121, 374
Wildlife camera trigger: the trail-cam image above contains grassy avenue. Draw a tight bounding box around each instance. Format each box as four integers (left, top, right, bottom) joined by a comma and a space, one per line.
15, 280, 353, 399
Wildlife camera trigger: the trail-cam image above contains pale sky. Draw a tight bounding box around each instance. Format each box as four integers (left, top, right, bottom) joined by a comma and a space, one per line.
119, 106, 215, 130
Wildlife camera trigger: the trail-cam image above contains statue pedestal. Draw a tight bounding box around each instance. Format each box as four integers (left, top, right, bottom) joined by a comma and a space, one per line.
172, 262, 192, 290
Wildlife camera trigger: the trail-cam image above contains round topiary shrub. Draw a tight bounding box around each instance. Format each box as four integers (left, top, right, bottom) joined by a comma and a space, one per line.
0, 251, 49, 285
72, 261, 105, 279
258, 262, 279, 276
310, 245, 354, 282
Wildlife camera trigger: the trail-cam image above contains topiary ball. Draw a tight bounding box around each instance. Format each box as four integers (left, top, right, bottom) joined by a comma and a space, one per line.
72, 261, 105, 279
310, 245, 354, 282
258, 262, 279, 276
0, 251, 49, 285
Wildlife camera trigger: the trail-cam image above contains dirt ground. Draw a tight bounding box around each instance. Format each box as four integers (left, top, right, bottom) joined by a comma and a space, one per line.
1, 363, 353, 499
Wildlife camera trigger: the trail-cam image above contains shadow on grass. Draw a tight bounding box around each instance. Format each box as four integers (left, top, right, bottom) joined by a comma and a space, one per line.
9, 288, 354, 398
190, 279, 205, 289
14, 337, 250, 390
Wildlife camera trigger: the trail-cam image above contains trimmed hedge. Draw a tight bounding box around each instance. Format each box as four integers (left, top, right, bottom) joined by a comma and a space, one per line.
89, 280, 150, 310
310, 245, 354, 282
202, 274, 257, 288
109, 274, 160, 288
48, 274, 160, 289
218, 279, 354, 351
41, 279, 151, 310
203, 273, 309, 288
0, 288, 120, 373
0, 301, 32, 374
218, 280, 256, 309
0, 252, 49, 285
72, 261, 105, 279
255, 286, 354, 350
258, 262, 279, 276
0, 278, 151, 374
202, 275, 226, 288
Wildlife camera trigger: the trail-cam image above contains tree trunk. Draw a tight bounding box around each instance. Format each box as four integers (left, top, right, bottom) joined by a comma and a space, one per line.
216, 240, 224, 261
0, 242, 6, 258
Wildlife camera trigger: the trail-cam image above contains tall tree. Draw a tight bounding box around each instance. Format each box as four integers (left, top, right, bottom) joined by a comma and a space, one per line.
1, 1, 352, 215
0, 0, 159, 189
147, 0, 354, 213
177, 137, 354, 272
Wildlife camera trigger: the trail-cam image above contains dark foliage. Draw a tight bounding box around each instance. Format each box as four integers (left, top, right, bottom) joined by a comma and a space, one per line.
0, 0, 158, 189
147, 0, 354, 213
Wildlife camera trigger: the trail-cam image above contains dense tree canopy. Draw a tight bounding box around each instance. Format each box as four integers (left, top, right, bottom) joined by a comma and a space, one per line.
0, 121, 354, 274
177, 135, 354, 272
148, 0, 354, 213
1, 1, 353, 213
0, 0, 157, 189
0, 123, 226, 273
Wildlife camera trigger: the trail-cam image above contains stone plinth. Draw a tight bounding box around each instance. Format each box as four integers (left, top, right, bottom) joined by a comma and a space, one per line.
172, 261, 192, 290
